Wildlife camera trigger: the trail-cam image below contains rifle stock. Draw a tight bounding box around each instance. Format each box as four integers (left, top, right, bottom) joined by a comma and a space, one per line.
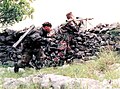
12, 25, 35, 48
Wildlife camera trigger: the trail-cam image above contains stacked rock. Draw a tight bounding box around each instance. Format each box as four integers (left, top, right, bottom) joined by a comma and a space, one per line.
0, 23, 120, 68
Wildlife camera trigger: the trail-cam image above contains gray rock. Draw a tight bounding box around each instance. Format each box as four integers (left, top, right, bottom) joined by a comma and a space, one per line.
3, 78, 23, 89
3, 74, 120, 89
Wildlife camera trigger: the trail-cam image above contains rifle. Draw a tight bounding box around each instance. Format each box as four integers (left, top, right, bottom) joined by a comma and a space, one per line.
60, 18, 94, 28
66, 18, 94, 22
12, 25, 35, 48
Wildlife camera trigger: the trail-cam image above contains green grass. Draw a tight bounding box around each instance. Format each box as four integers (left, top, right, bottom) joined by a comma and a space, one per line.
1, 50, 120, 80
0, 50, 120, 80
96, 49, 120, 71
0, 50, 120, 88
104, 70, 120, 80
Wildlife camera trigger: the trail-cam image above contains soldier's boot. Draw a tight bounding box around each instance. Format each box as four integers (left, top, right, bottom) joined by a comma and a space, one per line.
14, 63, 19, 73
14, 52, 32, 73
34, 59, 44, 70
14, 60, 26, 73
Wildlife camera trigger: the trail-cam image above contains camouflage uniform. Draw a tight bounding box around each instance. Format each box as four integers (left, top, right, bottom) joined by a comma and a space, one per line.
14, 22, 52, 72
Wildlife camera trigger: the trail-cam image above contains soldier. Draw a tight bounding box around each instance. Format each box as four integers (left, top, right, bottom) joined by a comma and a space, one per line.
14, 22, 52, 72
38, 22, 52, 37
66, 12, 93, 32
66, 12, 84, 28
58, 12, 84, 64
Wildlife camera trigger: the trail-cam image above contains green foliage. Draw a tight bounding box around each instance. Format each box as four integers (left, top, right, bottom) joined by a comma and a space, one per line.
0, 0, 34, 26
109, 28, 120, 36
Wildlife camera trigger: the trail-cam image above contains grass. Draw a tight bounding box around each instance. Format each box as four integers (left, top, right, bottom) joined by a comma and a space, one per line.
104, 70, 120, 80
0, 50, 120, 80
0, 49, 120, 88
96, 49, 120, 71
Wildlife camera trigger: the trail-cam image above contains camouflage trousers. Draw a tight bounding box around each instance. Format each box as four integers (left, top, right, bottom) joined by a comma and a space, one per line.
21, 49, 42, 64
14, 48, 43, 72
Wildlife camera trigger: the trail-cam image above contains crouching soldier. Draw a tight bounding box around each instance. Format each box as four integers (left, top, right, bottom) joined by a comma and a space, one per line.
14, 22, 52, 72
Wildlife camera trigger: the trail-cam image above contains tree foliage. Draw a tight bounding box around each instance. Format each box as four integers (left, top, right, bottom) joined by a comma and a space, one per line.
0, 0, 34, 26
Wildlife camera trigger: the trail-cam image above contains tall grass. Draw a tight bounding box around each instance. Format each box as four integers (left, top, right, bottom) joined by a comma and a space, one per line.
95, 49, 120, 72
